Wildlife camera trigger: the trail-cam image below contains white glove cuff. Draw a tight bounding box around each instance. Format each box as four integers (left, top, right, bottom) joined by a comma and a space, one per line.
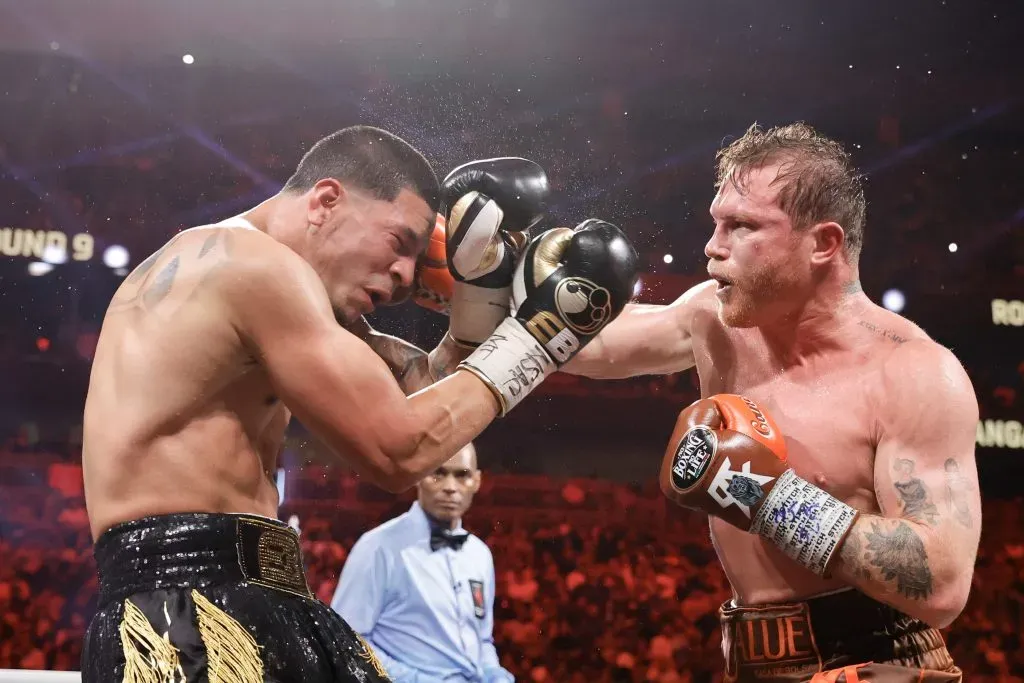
449, 282, 511, 348
749, 470, 859, 577
458, 318, 556, 415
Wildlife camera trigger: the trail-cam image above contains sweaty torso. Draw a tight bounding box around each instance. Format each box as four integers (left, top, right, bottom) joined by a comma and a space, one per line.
689, 292, 928, 604
83, 219, 287, 540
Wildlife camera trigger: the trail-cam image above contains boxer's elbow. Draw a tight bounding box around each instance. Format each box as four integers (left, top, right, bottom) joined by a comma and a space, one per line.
365, 441, 421, 493
368, 416, 444, 493
374, 469, 418, 494
354, 449, 418, 493
333, 424, 421, 493
924, 571, 972, 629
907, 552, 973, 629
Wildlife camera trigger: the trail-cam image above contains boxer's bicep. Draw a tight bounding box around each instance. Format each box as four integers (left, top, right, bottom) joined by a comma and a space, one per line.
835, 343, 979, 624
872, 343, 981, 535
225, 252, 413, 483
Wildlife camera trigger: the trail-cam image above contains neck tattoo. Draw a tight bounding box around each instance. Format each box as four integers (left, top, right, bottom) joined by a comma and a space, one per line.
843, 280, 863, 296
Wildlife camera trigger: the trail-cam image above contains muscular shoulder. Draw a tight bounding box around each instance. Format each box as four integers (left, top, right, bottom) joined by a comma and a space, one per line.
649, 279, 718, 340
875, 337, 979, 436
217, 227, 316, 285
213, 228, 334, 328
672, 279, 718, 315
685, 279, 726, 340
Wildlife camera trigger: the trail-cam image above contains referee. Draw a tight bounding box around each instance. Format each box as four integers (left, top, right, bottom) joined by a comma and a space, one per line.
331, 443, 514, 682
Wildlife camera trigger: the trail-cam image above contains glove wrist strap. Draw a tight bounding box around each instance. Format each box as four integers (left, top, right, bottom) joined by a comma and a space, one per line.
449, 282, 511, 348
749, 470, 859, 577
458, 317, 556, 416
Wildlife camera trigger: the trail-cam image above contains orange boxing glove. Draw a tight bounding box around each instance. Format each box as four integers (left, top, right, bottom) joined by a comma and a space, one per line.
659, 394, 859, 577
410, 214, 454, 314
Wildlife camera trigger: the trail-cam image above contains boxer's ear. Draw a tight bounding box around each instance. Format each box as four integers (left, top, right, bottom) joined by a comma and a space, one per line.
808, 220, 845, 265
307, 178, 345, 227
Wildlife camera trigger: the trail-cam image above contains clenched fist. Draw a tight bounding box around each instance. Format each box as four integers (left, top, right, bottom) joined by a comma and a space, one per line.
659, 394, 859, 577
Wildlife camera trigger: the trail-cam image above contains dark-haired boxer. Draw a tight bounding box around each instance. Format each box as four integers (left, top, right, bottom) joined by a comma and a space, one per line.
568, 122, 979, 682
81, 126, 639, 682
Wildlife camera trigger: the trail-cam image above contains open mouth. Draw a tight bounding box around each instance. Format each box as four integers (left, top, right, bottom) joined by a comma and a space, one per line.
367, 288, 391, 308
711, 275, 734, 292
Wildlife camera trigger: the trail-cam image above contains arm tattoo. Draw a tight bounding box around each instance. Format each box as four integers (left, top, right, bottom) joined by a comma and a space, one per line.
838, 531, 872, 581
370, 334, 434, 394
943, 458, 973, 528
198, 231, 220, 259
351, 319, 466, 395
124, 245, 167, 285
141, 256, 180, 309
108, 231, 227, 314
892, 458, 939, 525
863, 521, 934, 600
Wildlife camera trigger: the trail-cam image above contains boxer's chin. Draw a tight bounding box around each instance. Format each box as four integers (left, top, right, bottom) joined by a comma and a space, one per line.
716, 291, 759, 328
332, 299, 365, 326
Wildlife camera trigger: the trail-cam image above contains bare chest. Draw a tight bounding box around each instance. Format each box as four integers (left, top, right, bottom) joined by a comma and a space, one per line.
694, 333, 879, 506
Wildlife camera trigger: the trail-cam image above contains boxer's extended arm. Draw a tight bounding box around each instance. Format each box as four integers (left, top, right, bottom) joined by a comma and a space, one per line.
227, 247, 498, 493
562, 280, 714, 379
834, 342, 980, 629
346, 316, 467, 394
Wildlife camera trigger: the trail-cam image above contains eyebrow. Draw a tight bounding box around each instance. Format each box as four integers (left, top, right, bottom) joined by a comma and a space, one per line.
710, 209, 770, 225
436, 467, 473, 475
392, 223, 425, 250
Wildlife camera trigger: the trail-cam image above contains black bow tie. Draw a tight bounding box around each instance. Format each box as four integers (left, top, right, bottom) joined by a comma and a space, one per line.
430, 528, 469, 552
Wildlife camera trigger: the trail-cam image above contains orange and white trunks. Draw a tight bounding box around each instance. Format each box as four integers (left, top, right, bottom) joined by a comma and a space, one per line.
719, 589, 962, 682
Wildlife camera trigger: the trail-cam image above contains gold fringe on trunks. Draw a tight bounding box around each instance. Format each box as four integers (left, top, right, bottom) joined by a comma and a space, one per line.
192, 589, 264, 683
356, 634, 391, 680
119, 598, 185, 683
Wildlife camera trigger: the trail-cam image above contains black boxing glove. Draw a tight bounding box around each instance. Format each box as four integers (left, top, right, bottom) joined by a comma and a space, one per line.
458, 219, 639, 414
441, 158, 550, 347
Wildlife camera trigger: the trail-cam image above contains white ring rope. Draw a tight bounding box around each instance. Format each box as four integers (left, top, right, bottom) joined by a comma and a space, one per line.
0, 671, 80, 682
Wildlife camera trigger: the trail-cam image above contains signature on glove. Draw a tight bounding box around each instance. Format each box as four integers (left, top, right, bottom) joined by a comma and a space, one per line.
770, 500, 823, 543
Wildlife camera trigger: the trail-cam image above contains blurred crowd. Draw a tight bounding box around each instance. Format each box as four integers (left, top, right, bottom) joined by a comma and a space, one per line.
2, 447, 1022, 681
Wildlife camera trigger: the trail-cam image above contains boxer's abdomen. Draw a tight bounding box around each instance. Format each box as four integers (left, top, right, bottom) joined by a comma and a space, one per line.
711, 517, 849, 603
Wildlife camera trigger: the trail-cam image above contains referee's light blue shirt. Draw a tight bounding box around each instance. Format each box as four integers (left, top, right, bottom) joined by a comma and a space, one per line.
331, 502, 515, 683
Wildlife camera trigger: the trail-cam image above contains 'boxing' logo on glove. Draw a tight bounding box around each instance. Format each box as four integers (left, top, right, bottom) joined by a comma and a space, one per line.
670, 426, 718, 490
670, 425, 777, 518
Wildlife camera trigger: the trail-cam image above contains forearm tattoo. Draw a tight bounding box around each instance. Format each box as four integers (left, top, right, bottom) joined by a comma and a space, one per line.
839, 520, 934, 600
838, 457, 947, 601
352, 320, 465, 394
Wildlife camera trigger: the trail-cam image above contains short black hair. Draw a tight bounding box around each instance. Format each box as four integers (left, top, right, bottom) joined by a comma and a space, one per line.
284, 125, 440, 212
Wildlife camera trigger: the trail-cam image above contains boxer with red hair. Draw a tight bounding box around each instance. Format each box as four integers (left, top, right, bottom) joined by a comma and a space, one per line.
569, 122, 979, 682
